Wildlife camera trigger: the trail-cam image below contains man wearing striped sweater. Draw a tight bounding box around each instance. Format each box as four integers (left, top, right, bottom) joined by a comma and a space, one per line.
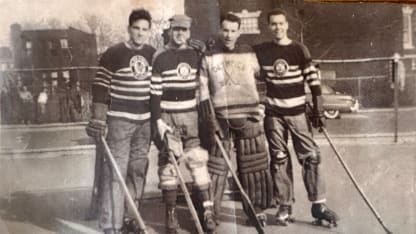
254, 9, 339, 226
86, 9, 155, 234
150, 14, 215, 234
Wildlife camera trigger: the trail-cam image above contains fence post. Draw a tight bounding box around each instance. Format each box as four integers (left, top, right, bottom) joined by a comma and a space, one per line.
392, 53, 400, 143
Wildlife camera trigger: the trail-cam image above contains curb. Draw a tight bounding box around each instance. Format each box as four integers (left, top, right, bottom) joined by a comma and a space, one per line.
1, 132, 415, 158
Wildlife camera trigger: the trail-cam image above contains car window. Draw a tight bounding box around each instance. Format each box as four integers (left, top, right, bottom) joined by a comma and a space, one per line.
305, 84, 335, 94
321, 85, 334, 94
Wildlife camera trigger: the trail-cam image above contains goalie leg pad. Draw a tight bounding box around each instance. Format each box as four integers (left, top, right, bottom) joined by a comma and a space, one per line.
207, 139, 231, 218
234, 121, 273, 210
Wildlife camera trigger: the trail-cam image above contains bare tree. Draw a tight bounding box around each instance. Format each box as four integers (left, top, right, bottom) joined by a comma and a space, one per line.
47, 18, 62, 29
84, 14, 100, 34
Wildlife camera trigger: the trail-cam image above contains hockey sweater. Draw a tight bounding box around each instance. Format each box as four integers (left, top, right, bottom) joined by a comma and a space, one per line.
201, 43, 261, 120
92, 42, 155, 122
150, 45, 201, 120
254, 41, 321, 116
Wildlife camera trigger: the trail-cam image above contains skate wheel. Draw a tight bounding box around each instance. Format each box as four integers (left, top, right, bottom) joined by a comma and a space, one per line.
328, 221, 337, 228
288, 217, 295, 223
276, 219, 288, 226
312, 219, 322, 226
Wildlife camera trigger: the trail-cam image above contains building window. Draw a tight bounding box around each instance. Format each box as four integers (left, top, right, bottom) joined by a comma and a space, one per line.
51, 72, 58, 79
231, 9, 261, 34
412, 58, 416, 70
62, 70, 70, 78
25, 41, 32, 56
403, 6, 414, 50
48, 40, 58, 56
60, 39, 68, 49
0, 63, 6, 71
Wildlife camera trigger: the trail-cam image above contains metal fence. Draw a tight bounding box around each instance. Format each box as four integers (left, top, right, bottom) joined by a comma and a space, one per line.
0, 66, 97, 125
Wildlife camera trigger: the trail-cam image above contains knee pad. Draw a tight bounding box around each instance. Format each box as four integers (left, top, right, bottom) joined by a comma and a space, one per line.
303, 154, 321, 166
158, 163, 178, 190
185, 147, 210, 189
271, 151, 289, 165
185, 147, 209, 166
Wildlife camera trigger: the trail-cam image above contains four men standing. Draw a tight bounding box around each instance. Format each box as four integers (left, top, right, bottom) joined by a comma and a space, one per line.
87, 7, 338, 234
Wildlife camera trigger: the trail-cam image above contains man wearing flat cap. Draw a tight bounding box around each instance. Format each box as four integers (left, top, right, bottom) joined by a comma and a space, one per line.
150, 14, 216, 234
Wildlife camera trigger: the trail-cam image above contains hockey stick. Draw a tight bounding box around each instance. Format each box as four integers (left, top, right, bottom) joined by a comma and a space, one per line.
86, 144, 104, 220
164, 133, 205, 234
101, 136, 148, 234
320, 128, 393, 234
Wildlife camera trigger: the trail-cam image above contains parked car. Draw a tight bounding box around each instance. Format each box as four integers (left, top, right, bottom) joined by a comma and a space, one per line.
306, 84, 359, 119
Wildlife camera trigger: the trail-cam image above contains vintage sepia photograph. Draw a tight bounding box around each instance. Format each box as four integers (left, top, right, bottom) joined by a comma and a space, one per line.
0, 0, 415, 233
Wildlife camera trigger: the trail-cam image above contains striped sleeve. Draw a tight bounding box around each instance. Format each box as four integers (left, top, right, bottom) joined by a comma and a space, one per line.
150, 56, 163, 121
92, 51, 111, 104
251, 51, 266, 104
198, 56, 210, 102
300, 44, 322, 96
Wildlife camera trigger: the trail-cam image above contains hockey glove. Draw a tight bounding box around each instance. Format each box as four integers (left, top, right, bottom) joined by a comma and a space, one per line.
310, 95, 326, 129
157, 119, 172, 141
198, 99, 224, 139
164, 132, 183, 161
188, 38, 206, 54
86, 119, 107, 142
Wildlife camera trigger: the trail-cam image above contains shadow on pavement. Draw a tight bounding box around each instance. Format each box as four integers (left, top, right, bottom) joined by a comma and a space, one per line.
0, 189, 97, 234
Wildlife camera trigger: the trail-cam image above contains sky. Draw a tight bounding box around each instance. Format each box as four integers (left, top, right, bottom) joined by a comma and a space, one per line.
0, 0, 184, 47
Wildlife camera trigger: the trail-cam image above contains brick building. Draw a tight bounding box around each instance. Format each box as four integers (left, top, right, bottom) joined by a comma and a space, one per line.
185, 1, 415, 107
10, 24, 98, 93
0, 47, 13, 71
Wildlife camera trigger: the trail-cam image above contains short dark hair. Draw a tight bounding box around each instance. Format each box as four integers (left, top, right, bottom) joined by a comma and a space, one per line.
267, 8, 288, 23
220, 13, 241, 28
129, 8, 152, 27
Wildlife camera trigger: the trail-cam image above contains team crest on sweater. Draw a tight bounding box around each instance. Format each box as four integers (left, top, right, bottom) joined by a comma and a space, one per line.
129, 55, 149, 79
273, 59, 289, 77
176, 63, 192, 79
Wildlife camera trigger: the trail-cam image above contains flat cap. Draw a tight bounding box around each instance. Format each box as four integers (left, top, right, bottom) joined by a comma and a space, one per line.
169, 14, 192, 28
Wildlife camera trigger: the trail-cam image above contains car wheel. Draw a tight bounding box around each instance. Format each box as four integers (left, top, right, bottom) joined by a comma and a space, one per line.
324, 110, 340, 119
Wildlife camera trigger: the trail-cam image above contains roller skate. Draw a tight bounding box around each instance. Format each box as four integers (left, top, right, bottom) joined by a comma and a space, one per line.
121, 218, 146, 234
165, 205, 179, 234
203, 208, 217, 234
311, 203, 339, 228
245, 212, 267, 227
256, 213, 267, 227
275, 205, 294, 226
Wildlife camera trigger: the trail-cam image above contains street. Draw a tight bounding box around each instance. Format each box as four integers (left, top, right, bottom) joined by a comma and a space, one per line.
0, 108, 415, 234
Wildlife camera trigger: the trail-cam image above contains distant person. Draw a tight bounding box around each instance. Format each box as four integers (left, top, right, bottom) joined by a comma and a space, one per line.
254, 8, 339, 227
0, 85, 12, 124
19, 85, 33, 124
58, 77, 71, 122
37, 88, 48, 123
69, 84, 83, 122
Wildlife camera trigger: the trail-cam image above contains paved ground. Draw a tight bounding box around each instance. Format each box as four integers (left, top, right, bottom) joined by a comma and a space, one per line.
1, 108, 415, 151
0, 108, 415, 234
